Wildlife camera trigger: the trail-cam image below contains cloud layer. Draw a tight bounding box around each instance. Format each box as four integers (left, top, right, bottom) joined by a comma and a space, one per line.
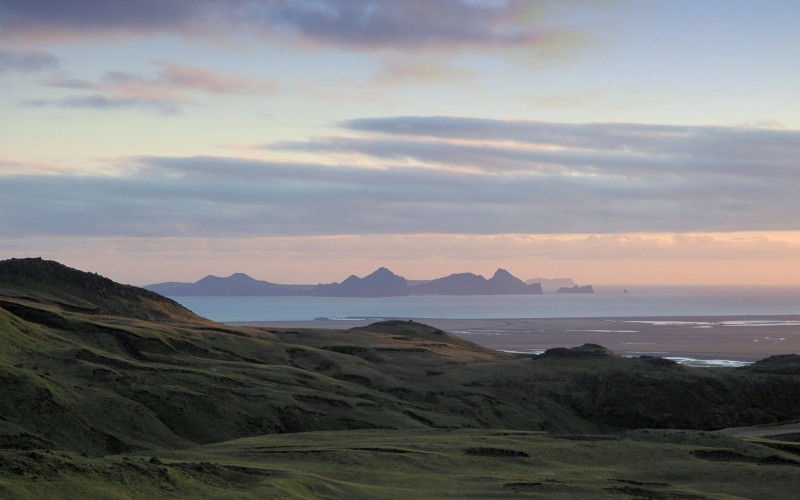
0, 0, 600, 57
1, 116, 799, 238
2, 1, 613, 113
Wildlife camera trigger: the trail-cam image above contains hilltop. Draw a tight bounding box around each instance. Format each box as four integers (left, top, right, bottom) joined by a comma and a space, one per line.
1, 258, 799, 498
0, 257, 203, 322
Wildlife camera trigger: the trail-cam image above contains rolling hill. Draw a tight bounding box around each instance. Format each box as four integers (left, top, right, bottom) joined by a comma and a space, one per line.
1, 258, 799, 498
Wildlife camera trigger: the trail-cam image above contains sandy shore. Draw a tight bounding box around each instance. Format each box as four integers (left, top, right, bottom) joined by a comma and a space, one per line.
235, 315, 800, 363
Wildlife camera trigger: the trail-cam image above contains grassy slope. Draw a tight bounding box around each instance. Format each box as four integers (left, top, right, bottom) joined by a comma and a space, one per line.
2, 429, 799, 499
4, 296, 800, 455
1, 258, 800, 497
0, 257, 204, 323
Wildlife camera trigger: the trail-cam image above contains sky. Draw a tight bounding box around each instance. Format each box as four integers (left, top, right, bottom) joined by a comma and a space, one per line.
1, 0, 800, 286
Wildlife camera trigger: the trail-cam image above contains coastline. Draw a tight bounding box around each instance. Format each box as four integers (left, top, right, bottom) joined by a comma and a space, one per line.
233, 314, 800, 364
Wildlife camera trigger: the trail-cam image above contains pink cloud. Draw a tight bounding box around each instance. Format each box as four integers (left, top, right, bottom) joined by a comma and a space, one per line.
39, 60, 278, 112
98, 60, 278, 98
371, 55, 473, 85
0, 157, 78, 176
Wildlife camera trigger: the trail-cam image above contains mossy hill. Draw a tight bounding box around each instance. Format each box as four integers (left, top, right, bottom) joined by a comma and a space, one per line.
0, 257, 203, 322
1, 258, 799, 498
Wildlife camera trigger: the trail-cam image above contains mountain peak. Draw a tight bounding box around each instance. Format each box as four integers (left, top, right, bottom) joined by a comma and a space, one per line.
227, 272, 256, 281
369, 267, 399, 277
196, 272, 258, 285
411, 268, 541, 295
491, 268, 513, 278
313, 267, 408, 297
488, 268, 522, 283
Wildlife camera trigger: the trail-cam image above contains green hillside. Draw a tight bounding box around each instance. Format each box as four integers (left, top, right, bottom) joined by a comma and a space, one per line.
1, 258, 799, 498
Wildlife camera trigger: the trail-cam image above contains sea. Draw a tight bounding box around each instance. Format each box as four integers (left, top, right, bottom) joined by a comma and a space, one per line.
169, 285, 800, 323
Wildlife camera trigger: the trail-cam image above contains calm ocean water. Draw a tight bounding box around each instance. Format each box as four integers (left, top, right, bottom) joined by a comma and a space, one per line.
170, 285, 800, 323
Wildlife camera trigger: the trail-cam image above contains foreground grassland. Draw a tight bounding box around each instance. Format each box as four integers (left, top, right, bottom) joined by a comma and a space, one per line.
1, 258, 799, 498
3, 428, 800, 499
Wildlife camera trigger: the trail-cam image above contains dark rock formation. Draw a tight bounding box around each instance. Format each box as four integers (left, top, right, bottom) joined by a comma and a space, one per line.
538, 343, 618, 359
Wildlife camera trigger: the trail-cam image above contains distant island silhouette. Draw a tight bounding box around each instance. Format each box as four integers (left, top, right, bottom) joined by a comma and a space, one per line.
145, 268, 587, 298
557, 285, 595, 294
313, 267, 408, 297
526, 277, 576, 291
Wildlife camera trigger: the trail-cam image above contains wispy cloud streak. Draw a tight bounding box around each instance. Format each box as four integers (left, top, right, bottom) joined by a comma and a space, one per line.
30, 60, 277, 113
0, 47, 58, 74
98, 61, 278, 96
338, 117, 800, 175
344, 116, 800, 156
25, 94, 181, 114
